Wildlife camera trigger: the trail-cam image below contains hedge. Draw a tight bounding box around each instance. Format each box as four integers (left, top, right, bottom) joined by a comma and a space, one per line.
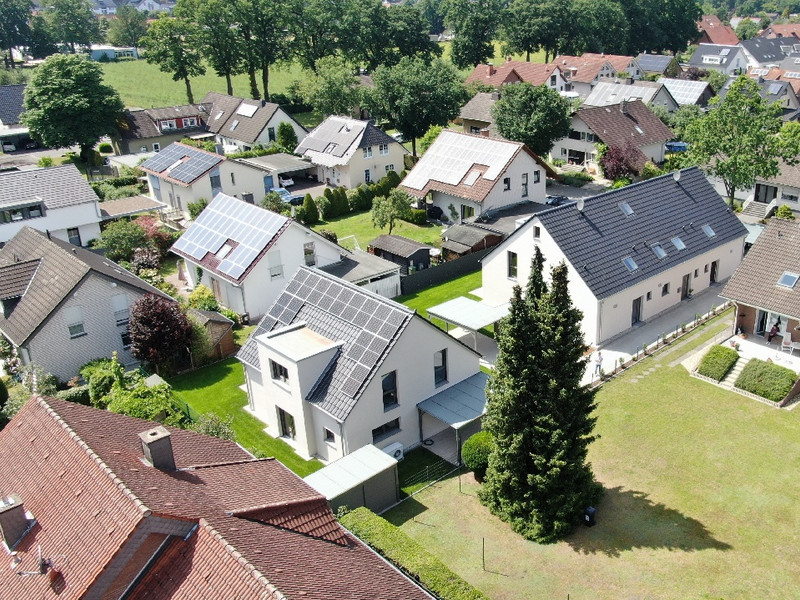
340, 507, 489, 600
55, 384, 91, 406
735, 358, 798, 403
462, 430, 492, 480
697, 345, 739, 381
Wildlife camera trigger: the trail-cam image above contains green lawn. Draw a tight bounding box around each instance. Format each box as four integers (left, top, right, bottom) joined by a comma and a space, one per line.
382, 318, 800, 599
311, 210, 444, 251
170, 358, 322, 477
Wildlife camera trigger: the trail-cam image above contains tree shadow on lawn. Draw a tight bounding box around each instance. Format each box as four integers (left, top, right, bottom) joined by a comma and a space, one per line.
383, 495, 432, 526
566, 486, 732, 558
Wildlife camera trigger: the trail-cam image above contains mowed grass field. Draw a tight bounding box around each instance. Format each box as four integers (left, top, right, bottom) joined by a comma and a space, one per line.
385, 321, 800, 599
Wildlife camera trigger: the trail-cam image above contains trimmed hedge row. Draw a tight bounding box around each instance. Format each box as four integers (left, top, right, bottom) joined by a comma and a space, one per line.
735, 358, 798, 403
697, 345, 739, 381
340, 507, 489, 600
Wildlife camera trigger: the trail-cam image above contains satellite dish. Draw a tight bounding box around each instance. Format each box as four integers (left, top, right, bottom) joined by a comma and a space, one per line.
576, 198, 585, 212
673, 170, 681, 182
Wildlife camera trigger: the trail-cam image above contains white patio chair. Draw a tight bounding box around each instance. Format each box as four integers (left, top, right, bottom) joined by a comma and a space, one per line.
781, 335, 793, 353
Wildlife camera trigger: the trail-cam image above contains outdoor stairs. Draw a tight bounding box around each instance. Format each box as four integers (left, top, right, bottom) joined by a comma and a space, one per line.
741, 202, 769, 219
559, 163, 586, 174
720, 355, 750, 388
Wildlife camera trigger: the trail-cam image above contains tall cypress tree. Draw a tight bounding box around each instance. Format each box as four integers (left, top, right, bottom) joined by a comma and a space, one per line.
480, 254, 600, 543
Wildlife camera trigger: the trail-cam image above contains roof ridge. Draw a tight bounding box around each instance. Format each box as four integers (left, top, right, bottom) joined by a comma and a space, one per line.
189, 457, 273, 470
226, 495, 327, 516
302, 266, 415, 315
37, 396, 153, 518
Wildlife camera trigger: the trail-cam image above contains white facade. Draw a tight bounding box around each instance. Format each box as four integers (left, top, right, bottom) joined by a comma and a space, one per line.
0, 202, 101, 247
216, 110, 307, 154
314, 141, 406, 189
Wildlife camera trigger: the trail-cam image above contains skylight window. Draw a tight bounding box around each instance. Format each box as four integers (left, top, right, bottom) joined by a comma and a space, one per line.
701, 224, 716, 237
619, 202, 634, 216
216, 244, 232, 260
652, 244, 667, 259
622, 256, 638, 272
230, 119, 239, 131
634, 126, 644, 134
778, 271, 799, 288
671, 236, 686, 251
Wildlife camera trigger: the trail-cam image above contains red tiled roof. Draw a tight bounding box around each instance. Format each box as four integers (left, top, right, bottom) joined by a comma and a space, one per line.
697, 15, 740, 45
465, 61, 561, 88
760, 24, 800, 39
552, 54, 634, 83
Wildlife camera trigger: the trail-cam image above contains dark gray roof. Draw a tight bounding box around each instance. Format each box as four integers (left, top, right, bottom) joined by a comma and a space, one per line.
119, 104, 209, 141
688, 44, 744, 67
369, 234, 433, 258
188, 308, 233, 325
441, 224, 495, 247
203, 92, 241, 135
718, 77, 797, 106
635, 54, 674, 74
0, 259, 39, 300
0, 165, 99, 211
0, 227, 171, 346
202, 92, 306, 144
721, 218, 800, 319
237, 267, 415, 421
139, 142, 224, 186
0, 84, 25, 126
459, 92, 497, 124
740, 36, 799, 65
318, 249, 400, 284
522, 167, 747, 300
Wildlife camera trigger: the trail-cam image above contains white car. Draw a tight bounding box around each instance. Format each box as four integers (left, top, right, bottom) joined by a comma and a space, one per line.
279, 175, 295, 187
1, 142, 16, 153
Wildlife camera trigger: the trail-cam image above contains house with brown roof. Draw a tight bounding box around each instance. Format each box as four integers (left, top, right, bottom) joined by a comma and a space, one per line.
112, 104, 211, 155
721, 219, 800, 345
696, 15, 739, 46
760, 24, 800, 39
399, 129, 553, 221
550, 53, 643, 98
550, 100, 673, 174
0, 396, 433, 599
368, 234, 434, 274
0, 227, 173, 381
203, 91, 308, 154
459, 91, 499, 136
465, 60, 570, 93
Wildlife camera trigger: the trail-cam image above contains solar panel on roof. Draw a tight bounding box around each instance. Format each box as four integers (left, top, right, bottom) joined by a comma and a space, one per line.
768, 83, 784, 95
236, 103, 258, 117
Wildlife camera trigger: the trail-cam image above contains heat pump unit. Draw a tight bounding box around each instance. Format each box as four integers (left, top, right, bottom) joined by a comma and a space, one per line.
383, 442, 404, 461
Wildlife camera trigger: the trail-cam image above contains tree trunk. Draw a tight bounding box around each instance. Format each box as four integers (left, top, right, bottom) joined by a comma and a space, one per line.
80, 143, 92, 163
411, 138, 417, 157
184, 78, 194, 104
526, 49, 530, 62
725, 181, 735, 208
226, 73, 233, 96
261, 64, 270, 102
248, 67, 260, 100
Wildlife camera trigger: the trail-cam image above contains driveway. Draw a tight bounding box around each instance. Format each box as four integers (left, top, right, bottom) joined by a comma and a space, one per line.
0, 145, 79, 170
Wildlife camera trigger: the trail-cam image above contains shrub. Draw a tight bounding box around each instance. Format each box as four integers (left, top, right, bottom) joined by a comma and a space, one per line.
190, 413, 235, 440
1, 384, 30, 423
0, 336, 11, 359
300, 193, 319, 225
55, 384, 91, 406
226, 146, 281, 159
187, 198, 208, 220
404, 208, 427, 225
776, 204, 795, 220
106, 382, 190, 428
277, 121, 298, 151
340, 508, 489, 600
218, 306, 240, 324
735, 358, 798, 403
98, 142, 113, 153
697, 345, 739, 381
37, 156, 54, 167
17, 364, 59, 396
611, 178, 632, 189
0, 377, 7, 407
80, 357, 113, 381
187, 284, 219, 311
130, 246, 161, 274
134, 215, 177, 257
561, 172, 594, 187
89, 370, 117, 408
189, 315, 214, 367
640, 161, 663, 180
462, 430, 492, 479
95, 220, 150, 261
318, 229, 338, 243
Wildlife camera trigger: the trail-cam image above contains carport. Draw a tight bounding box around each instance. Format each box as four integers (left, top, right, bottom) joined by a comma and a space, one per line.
417, 371, 488, 463
426, 297, 509, 351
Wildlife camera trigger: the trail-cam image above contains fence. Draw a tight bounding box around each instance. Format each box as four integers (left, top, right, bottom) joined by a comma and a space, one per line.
400, 247, 492, 296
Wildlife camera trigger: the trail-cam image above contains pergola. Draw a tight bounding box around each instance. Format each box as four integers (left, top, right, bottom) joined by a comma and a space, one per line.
426, 296, 509, 350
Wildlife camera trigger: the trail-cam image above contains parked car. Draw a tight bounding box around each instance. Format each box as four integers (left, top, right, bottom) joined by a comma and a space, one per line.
279, 175, 295, 187
545, 195, 568, 206
22, 139, 40, 150
1, 142, 16, 153
273, 187, 303, 206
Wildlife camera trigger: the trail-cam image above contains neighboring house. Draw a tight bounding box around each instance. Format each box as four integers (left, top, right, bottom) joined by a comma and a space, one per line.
739, 36, 800, 69
203, 91, 307, 154
318, 248, 402, 298
464, 60, 570, 93
0, 165, 102, 246
480, 168, 748, 347
583, 80, 679, 112
687, 44, 747, 75
551, 100, 673, 172
0, 84, 29, 148
762, 63, 800, 95
170, 193, 341, 320
441, 223, 503, 261
760, 24, 800, 39
90, 0, 116, 13
112, 104, 210, 154
295, 116, 407, 188
658, 77, 716, 107
696, 15, 739, 46
0, 397, 432, 600
0, 227, 172, 381
87, 44, 139, 60
139, 142, 271, 220
237, 266, 487, 463
635, 53, 681, 77
550, 53, 642, 98
368, 234, 433, 274
721, 218, 800, 344
718, 76, 800, 120
132, 0, 174, 12
235, 152, 317, 192
750, 159, 800, 208
459, 91, 499, 136
399, 130, 552, 220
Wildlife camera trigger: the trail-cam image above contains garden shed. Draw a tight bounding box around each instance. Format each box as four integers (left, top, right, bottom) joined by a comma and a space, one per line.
304, 444, 400, 514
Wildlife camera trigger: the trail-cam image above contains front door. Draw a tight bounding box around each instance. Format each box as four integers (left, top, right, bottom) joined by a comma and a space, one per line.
710, 260, 719, 284
632, 296, 643, 325
263, 175, 274, 193
754, 183, 778, 203
681, 273, 691, 300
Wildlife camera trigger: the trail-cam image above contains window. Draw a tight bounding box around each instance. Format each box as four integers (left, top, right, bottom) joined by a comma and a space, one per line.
652, 244, 666, 259
230, 172, 236, 185
619, 202, 634, 216
550, 74, 557, 86
521, 173, 528, 197
210, 172, 222, 191
622, 256, 638, 272
434, 349, 447, 386
379, 143, 389, 155
568, 130, 582, 140
662, 283, 670, 296
533, 226, 541, 239
140, 146, 148, 152
28, 205, 42, 218
701, 224, 716, 237
278, 408, 296, 439
160, 119, 176, 131
385, 164, 395, 173
533, 170, 540, 184
646, 291, 652, 301
152, 143, 160, 152
65, 306, 85, 338
324, 428, 335, 443
268, 250, 283, 279
230, 119, 240, 131
671, 236, 686, 251
270, 359, 289, 383
121, 330, 131, 348
694, 269, 699, 278
364, 169, 371, 183
363, 146, 373, 159
704, 264, 709, 273
67, 228, 81, 247
508, 251, 518, 279
470, 126, 481, 133
382, 371, 398, 409
304, 242, 316, 267
268, 127, 276, 142
183, 117, 197, 127
372, 418, 400, 443
461, 205, 474, 220
778, 271, 800, 288
503, 177, 511, 191
561, 148, 567, 156
111, 293, 129, 326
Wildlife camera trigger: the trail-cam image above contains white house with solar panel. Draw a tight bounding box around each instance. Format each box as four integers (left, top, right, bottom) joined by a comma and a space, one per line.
170, 194, 342, 321
480, 168, 747, 346
399, 130, 552, 222
237, 267, 487, 464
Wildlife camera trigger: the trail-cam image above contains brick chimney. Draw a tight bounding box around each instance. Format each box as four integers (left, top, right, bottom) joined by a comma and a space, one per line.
139, 426, 176, 471
486, 63, 495, 76
0, 495, 30, 549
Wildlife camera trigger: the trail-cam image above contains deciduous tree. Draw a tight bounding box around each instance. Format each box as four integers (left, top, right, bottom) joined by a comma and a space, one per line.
371, 189, 412, 234
234, 0, 290, 100
491, 83, 571, 156
141, 16, 206, 104
106, 4, 149, 48
45, 0, 102, 53
599, 143, 640, 180
445, 0, 503, 69
0, 0, 31, 68
303, 55, 362, 117
277, 121, 298, 150
93, 219, 149, 261
129, 294, 193, 375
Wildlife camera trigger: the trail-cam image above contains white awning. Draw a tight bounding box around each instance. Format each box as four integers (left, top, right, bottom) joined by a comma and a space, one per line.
427, 297, 509, 332
417, 372, 488, 429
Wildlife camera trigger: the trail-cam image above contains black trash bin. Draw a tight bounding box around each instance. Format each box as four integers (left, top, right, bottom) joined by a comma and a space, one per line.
584, 506, 596, 527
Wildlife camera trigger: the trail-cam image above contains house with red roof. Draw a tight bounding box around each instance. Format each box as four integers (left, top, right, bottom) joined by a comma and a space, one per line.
696, 15, 739, 46
549, 53, 643, 98
465, 60, 570, 94
0, 396, 432, 599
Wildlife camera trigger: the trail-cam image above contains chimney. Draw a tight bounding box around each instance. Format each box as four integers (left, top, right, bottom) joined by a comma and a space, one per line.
486, 63, 495, 76
621, 100, 629, 114
480, 129, 490, 137
139, 426, 176, 471
0, 495, 30, 549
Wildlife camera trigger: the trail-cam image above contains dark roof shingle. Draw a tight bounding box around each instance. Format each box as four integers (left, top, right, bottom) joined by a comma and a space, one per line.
0, 83, 26, 126
0, 164, 99, 211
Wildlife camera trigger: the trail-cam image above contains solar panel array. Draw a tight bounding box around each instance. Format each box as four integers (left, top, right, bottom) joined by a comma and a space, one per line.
658, 78, 710, 106
402, 130, 519, 191
172, 193, 288, 280
140, 143, 223, 185
768, 82, 785, 96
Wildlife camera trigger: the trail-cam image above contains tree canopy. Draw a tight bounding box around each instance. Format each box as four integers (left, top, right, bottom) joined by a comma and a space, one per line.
491, 83, 572, 156
445, 0, 503, 69
303, 55, 362, 117
0, 0, 31, 68
22, 54, 124, 160
371, 189, 413, 234
44, 0, 102, 53
129, 294, 193, 375
107, 5, 149, 48
141, 16, 206, 104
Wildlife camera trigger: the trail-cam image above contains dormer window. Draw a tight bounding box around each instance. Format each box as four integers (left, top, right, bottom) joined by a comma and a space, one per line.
160, 119, 176, 131
778, 271, 799, 288
183, 117, 197, 127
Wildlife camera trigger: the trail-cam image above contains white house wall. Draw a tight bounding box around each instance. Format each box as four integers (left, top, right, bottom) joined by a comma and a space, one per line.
550, 117, 599, 168
253, 113, 308, 149
314, 142, 406, 189
0, 204, 101, 246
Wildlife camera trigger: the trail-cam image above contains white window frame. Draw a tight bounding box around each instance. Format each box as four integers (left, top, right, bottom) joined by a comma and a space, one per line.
363, 146, 373, 159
